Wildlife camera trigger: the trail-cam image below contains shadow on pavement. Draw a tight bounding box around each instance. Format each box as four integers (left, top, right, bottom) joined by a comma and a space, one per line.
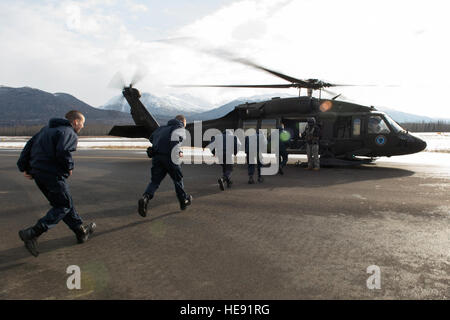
0, 211, 179, 267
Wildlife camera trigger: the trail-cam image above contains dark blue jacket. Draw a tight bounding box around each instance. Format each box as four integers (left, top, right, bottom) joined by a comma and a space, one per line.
210, 131, 240, 155
150, 119, 184, 155
209, 130, 242, 164
245, 131, 267, 154
277, 127, 289, 153
17, 118, 78, 177
245, 131, 268, 164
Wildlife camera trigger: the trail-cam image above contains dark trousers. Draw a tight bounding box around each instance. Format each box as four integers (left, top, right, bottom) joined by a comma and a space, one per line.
279, 150, 288, 168
221, 164, 233, 181
247, 155, 262, 177
32, 171, 83, 232
248, 163, 262, 177
144, 154, 187, 202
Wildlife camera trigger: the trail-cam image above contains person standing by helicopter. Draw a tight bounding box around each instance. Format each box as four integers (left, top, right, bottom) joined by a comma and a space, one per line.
245, 130, 267, 184
209, 129, 241, 191
301, 117, 321, 171
277, 123, 290, 175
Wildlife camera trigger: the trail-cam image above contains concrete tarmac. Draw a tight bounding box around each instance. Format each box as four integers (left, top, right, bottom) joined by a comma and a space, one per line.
0, 149, 448, 299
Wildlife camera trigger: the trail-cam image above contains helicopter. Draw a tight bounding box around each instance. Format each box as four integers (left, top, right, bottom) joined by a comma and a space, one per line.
108, 59, 427, 166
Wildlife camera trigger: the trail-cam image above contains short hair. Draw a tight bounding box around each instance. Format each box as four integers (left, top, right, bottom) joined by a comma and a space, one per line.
175, 114, 186, 122
65, 110, 84, 122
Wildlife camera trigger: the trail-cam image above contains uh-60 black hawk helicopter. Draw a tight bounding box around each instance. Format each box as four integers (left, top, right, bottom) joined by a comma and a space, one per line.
108, 59, 427, 166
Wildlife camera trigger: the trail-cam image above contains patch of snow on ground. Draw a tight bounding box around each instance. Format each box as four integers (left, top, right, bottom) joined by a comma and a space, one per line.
1, 132, 449, 156
414, 132, 450, 153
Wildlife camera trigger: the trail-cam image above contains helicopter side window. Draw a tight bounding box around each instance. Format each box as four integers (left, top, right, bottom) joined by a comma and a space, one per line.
260, 119, 277, 140
260, 119, 277, 131
243, 120, 258, 132
335, 116, 352, 138
368, 116, 390, 134
353, 118, 361, 136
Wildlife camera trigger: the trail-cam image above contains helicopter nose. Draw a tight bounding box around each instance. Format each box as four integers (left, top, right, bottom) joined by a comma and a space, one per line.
410, 135, 427, 153
416, 137, 427, 152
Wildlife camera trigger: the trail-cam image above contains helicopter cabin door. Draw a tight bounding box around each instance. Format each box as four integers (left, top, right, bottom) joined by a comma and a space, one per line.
333, 116, 364, 156
282, 118, 308, 154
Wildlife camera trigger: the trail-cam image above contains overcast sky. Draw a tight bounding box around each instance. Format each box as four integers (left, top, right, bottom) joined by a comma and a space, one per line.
1, 0, 449, 118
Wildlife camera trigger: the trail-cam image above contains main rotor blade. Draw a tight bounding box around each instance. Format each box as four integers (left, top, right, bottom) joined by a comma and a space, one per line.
171, 84, 297, 88
231, 58, 310, 86
322, 88, 350, 101
157, 37, 310, 86
131, 66, 148, 87
159, 37, 398, 90
327, 83, 399, 88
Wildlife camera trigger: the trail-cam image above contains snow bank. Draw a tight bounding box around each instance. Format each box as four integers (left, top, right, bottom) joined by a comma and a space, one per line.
1, 133, 449, 153
413, 132, 450, 153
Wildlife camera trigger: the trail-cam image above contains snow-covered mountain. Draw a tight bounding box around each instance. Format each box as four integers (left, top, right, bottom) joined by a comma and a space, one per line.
100, 92, 209, 116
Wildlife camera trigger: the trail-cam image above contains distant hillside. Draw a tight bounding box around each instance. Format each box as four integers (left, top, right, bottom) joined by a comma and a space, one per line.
189, 99, 249, 121
0, 86, 133, 126
376, 106, 438, 123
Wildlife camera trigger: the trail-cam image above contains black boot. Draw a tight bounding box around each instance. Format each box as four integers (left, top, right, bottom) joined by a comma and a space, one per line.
138, 194, 153, 217
225, 178, 233, 188
248, 176, 255, 184
73, 222, 96, 244
18, 223, 45, 257
258, 176, 264, 183
218, 178, 225, 191
180, 195, 193, 211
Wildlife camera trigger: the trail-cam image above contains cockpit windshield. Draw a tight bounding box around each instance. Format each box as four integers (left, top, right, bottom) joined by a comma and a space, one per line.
368, 116, 390, 134
383, 114, 405, 133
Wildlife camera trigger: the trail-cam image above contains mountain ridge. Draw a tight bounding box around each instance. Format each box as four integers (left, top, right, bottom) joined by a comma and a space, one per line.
0, 86, 133, 126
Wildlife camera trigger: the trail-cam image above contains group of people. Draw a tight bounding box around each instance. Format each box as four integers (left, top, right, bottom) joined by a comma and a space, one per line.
211, 117, 322, 190
16, 111, 321, 257
210, 128, 267, 190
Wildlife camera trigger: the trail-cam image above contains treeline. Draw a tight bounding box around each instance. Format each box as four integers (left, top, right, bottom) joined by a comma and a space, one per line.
399, 121, 450, 132
0, 122, 449, 136
0, 124, 114, 136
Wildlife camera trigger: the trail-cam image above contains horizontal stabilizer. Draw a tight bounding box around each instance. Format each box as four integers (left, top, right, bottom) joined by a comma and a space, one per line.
108, 125, 150, 139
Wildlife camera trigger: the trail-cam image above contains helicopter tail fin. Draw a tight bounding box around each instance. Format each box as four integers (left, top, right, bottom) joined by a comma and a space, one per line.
108, 85, 160, 139
108, 125, 151, 139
